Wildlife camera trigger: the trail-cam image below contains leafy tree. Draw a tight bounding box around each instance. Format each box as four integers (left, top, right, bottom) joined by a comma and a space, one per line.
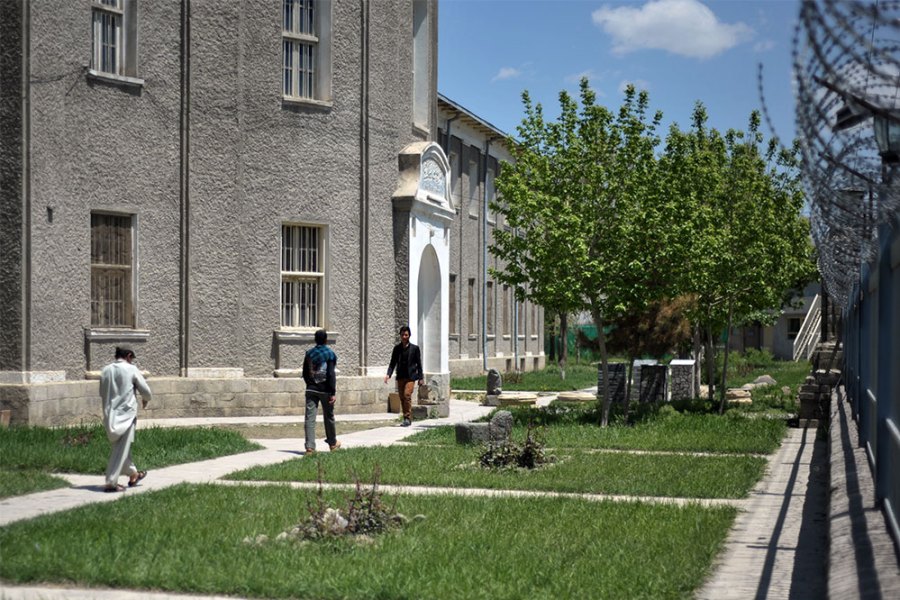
660, 105, 817, 412
493, 80, 673, 425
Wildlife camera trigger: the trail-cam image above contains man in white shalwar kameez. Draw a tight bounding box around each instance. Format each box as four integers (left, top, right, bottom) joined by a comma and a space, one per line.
100, 347, 152, 492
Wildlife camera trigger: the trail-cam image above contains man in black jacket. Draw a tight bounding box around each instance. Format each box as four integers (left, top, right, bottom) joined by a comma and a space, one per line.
383, 325, 424, 426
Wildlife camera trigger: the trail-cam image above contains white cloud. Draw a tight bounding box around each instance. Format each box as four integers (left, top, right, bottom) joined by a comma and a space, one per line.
592, 0, 754, 59
753, 39, 776, 53
619, 79, 651, 93
491, 67, 522, 82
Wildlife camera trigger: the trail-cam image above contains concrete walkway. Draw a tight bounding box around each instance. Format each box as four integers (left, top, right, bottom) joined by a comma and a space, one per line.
0, 398, 832, 600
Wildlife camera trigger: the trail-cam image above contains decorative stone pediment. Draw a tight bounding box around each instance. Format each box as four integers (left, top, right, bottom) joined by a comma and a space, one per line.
393, 141, 454, 221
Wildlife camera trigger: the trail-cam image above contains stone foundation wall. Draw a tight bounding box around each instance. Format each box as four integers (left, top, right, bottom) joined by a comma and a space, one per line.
449, 354, 545, 378
0, 375, 389, 427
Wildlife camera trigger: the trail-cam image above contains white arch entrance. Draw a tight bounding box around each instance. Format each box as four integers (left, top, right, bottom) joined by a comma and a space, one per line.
392, 141, 454, 405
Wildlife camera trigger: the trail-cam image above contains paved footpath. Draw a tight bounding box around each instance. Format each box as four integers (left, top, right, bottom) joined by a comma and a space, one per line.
1, 400, 830, 600
696, 423, 828, 599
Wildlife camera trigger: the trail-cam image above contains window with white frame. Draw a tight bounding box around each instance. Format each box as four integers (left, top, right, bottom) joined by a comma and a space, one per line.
91, 212, 134, 328
91, 0, 138, 78
281, 224, 325, 328
282, 0, 332, 102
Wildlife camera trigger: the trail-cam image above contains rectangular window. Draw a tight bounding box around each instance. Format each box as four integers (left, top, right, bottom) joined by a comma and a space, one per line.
91, 212, 134, 328
467, 278, 476, 335
517, 300, 525, 337
787, 317, 802, 340
91, 0, 137, 78
502, 285, 510, 336
486, 161, 496, 224
468, 151, 480, 217
283, 0, 317, 99
487, 281, 494, 336
531, 303, 538, 336
281, 224, 325, 328
449, 274, 458, 335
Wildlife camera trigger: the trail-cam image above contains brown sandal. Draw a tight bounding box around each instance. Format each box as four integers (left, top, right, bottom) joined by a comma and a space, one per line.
104, 484, 126, 493
128, 470, 148, 487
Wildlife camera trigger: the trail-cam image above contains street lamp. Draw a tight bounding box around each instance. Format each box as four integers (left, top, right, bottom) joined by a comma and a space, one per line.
872, 111, 900, 164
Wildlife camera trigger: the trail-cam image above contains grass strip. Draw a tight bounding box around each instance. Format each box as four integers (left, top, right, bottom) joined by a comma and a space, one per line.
227, 445, 765, 498
0, 469, 69, 499
0, 483, 736, 599
0, 424, 262, 474
452, 363, 603, 392
410, 411, 786, 455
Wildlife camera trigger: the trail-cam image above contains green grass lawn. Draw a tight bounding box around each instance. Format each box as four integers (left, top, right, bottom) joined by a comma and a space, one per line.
226, 444, 766, 499
0, 483, 737, 599
0, 424, 262, 497
0, 424, 262, 474
412, 410, 786, 455
452, 363, 605, 391
0, 469, 69, 500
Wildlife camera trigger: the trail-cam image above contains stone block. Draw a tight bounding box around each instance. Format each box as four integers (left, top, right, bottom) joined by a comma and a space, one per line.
388, 393, 401, 413
455, 410, 513, 444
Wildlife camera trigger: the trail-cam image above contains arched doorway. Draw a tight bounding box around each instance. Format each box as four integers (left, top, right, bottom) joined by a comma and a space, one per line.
417, 244, 441, 373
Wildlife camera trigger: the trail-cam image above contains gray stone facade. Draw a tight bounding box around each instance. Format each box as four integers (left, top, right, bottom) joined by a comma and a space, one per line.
1, 0, 508, 426
437, 96, 545, 377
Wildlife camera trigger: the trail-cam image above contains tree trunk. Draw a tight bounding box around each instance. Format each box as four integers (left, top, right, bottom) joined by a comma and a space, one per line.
623, 354, 635, 422
590, 305, 612, 427
718, 303, 734, 415
558, 312, 569, 380
548, 315, 557, 362
692, 325, 702, 398
705, 328, 716, 403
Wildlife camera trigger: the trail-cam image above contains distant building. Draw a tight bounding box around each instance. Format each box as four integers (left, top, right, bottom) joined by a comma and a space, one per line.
0, 0, 543, 426
438, 95, 545, 376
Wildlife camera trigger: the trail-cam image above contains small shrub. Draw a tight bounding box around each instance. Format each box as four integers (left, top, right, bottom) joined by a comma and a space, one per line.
248, 464, 416, 547
479, 423, 553, 470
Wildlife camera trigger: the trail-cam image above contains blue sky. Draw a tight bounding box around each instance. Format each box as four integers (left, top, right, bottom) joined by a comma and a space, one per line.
439, 0, 801, 145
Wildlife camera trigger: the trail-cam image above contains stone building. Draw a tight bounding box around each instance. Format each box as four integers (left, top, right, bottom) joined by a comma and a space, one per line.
0, 0, 543, 425
438, 95, 544, 375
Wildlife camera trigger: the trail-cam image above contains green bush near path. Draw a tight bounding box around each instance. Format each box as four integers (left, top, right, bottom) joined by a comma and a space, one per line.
228, 444, 766, 499
0, 483, 737, 599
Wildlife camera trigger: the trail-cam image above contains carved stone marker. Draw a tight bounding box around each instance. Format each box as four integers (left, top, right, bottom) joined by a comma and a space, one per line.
455, 410, 514, 445
638, 365, 667, 404
597, 362, 627, 405
630, 359, 658, 404
668, 359, 696, 402
487, 369, 503, 395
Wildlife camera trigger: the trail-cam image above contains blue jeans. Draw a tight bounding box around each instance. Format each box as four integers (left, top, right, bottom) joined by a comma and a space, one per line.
304, 391, 336, 451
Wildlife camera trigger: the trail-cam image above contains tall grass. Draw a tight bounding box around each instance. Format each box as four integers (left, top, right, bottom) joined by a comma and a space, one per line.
0, 483, 737, 599
227, 444, 766, 499
0, 424, 262, 474
411, 409, 786, 455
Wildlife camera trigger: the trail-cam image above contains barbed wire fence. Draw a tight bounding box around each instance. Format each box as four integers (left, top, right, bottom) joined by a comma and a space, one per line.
793, 0, 900, 308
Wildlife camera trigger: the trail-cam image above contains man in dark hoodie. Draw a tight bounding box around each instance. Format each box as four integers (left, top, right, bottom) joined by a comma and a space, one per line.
302, 329, 340, 454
